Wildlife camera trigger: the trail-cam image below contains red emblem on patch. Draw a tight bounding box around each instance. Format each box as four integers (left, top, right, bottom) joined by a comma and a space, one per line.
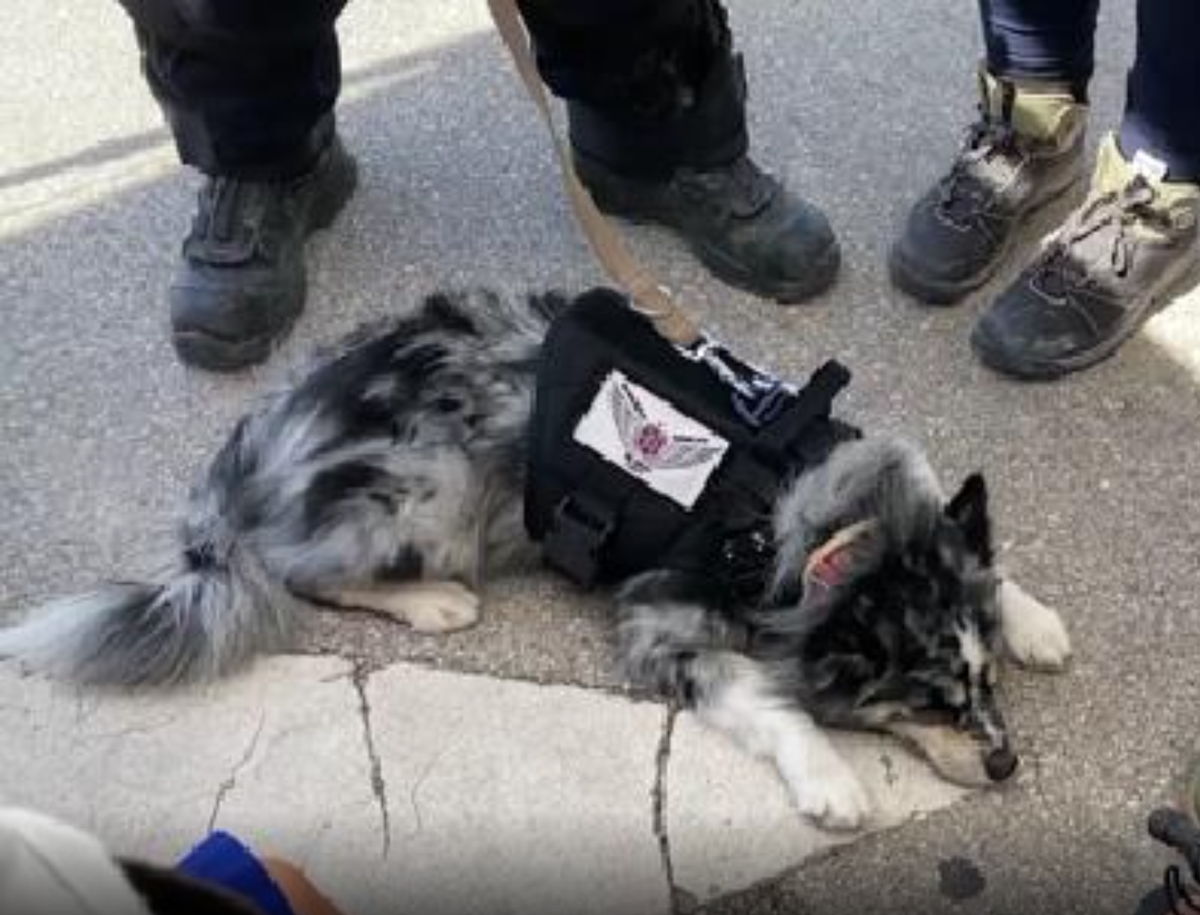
635, 424, 668, 460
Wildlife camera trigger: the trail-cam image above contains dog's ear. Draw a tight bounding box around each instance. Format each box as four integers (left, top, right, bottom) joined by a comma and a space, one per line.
945, 473, 992, 564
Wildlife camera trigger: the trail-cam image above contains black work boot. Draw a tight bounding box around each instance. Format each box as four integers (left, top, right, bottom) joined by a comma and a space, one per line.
576, 150, 839, 304
890, 70, 1088, 305
971, 135, 1200, 379
170, 136, 358, 371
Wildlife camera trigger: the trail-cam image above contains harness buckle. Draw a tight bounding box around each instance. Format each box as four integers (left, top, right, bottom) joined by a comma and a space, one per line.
543, 495, 616, 588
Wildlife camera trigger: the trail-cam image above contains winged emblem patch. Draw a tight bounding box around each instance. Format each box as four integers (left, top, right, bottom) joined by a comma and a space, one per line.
609, 380, 725, 474
573, 370, 730, 510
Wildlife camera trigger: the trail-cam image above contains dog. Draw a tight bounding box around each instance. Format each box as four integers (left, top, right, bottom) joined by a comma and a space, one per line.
0, 287, 1072, 830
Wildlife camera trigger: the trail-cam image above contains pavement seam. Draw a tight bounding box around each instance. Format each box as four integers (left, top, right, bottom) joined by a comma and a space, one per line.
206, 712, 266, 833
290, 648, 662, 704
351, 660, 393, 859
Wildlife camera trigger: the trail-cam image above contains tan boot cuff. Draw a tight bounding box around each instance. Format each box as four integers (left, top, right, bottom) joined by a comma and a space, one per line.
980, 69, 1086, 145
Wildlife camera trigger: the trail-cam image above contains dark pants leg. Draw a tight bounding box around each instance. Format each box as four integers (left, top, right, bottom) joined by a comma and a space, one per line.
978, 0, 1099, 88
517, 0, 748, 179
119, 0, 346, 179
1119, 0, 1200, 182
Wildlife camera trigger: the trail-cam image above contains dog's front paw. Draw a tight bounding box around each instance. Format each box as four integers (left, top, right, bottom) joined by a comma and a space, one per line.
790, 761, 872, 831
1000, 581, 1072, 672
403, 583, 481, 634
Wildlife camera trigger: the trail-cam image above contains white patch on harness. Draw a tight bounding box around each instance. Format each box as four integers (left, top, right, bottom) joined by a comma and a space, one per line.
573, 370, 729, 510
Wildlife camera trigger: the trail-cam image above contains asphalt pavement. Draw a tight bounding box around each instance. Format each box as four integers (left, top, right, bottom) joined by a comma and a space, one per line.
2, 2, 1199, 913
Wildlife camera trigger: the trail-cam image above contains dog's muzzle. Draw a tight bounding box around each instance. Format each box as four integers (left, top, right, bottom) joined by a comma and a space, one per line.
965, 703, 1020, 783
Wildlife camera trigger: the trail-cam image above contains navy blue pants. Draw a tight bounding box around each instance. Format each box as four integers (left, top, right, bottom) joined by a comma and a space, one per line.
981, 0, 1200, 181
119, 0, 746, 180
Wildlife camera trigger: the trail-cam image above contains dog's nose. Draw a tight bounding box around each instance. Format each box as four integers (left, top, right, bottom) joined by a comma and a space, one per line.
985, 746, 1019, 783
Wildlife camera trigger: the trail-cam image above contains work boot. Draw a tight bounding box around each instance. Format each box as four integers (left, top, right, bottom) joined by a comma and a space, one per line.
575, 150, 840, 304
170, 136, 358, 371
972, 135, 1200, 379
890, 70, 1088, 305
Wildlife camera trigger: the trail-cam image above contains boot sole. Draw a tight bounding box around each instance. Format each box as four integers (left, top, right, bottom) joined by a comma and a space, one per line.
888, 173, 1081, 307
171, 153, 360, 373
971, 255, 1200, 381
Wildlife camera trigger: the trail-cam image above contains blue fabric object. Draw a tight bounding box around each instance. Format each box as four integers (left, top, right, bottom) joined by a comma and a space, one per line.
979, 0, 1099, 84
177, 831, 295, 915
1119, 0, 1200, 183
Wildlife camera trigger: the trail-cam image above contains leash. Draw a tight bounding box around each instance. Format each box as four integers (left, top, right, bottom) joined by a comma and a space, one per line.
489, 1, 860, 601
486, 0, 703, 347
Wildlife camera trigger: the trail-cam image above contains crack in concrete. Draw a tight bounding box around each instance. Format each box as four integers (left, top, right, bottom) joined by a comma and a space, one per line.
207, 714, 266, 833
654, 704, 696, 915
287, 648, 649, 702
406, 744, 452, 838
351, 661, 392, 859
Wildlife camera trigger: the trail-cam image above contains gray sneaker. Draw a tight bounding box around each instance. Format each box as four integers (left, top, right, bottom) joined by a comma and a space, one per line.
890, 70, 1087, 305
972, 135, 1199, 379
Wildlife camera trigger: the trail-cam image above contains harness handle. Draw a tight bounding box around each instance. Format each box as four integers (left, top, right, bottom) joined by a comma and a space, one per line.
486, 0, 703, 348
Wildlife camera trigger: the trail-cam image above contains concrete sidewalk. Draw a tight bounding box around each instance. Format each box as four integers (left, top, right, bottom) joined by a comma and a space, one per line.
1, 657, 961, 914
3, 0, 1200, 913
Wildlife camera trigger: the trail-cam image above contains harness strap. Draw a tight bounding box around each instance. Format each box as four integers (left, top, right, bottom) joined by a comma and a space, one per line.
487, 0, 703, 347
754, 360, 853, 461
543, 493, 616, 588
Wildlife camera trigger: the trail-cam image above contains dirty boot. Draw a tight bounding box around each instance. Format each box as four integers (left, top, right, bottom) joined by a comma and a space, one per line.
576, 147, 839, 304
890, 70, 1087, 305
971, 134, 1200, 379
170, 136, 358, 371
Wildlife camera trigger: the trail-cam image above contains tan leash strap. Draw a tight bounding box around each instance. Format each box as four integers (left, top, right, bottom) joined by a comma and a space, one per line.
486, 0, 702, 347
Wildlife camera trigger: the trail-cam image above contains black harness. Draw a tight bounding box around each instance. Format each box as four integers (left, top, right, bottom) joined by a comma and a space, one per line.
524, 291, 859, 606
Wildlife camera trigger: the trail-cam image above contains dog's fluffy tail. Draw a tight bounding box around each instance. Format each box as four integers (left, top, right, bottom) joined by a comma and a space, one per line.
0, 550, 292, 687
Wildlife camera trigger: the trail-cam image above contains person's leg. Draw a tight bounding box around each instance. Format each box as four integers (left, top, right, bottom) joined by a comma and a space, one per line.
979, 0, 1098, 88
518, 0, 746, 179
516, 0, 839, 304
117, 0, 357, 370
122, 0, 346, 178
1119, 0, 1200, 183
971, 0, 1200, 380
889, 1, 1093, 305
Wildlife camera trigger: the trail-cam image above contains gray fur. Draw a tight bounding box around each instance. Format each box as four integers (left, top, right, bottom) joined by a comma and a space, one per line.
0, 285, 1035, 819
0, 289, 553, 686
617, 432, 1017, 801
770, 434, 943, 596
0, 552, 290, 686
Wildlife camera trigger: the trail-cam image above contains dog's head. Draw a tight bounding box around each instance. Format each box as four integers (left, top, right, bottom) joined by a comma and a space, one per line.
766, 438, 1015, 787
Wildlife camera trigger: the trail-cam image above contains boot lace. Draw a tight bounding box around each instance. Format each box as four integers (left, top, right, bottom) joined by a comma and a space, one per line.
936, 116, 1023, 227
187, 176, 285, 264
196, 177, 265, 242
1028, 176, 1164, 301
